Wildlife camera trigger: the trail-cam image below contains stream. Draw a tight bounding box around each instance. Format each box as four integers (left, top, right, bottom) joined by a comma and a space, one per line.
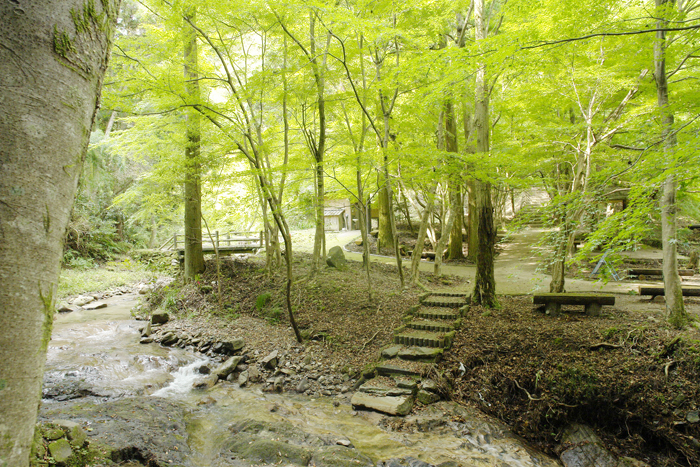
40, 292, 561, 467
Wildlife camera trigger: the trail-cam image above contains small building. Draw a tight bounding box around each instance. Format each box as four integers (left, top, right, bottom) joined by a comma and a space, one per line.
324, 199, 353, 231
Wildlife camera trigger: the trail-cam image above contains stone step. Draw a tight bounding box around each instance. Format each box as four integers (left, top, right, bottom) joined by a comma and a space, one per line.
407, 318, 455, 333
425, 291, 468, 298
398, 346, 443, 362
350, 392, 414, 416
376, 360, 432, 378
358, 376, 414, 397
415, 307, 460, 321
394, 330, 445, 348
420, 294, 466, 308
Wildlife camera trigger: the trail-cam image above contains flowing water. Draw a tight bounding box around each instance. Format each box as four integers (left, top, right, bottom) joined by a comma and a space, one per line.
42, 293, 560, 467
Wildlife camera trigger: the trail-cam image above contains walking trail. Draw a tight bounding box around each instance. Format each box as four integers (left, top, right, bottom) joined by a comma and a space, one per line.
302, 227, 674, 295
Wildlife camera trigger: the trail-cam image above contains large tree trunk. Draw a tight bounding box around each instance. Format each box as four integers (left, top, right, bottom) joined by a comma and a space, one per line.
471, 0, 498, 307
0, 1, 119, 464
655, 0, 688, 328
183, 10, 205, 281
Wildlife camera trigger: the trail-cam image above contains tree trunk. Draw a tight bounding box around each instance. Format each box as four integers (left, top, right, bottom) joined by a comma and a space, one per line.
471, 0, 498, 307
435, 191, 459, 276
448, 187, 464, 259
655, 0, 688, 327
183, 10, 205, 281
377, 175, 394, 252
410, 185, 437, 284
466, 180, 478, 261
148, 216, 158, 249
0, 2, 119, 464
473, 181, 498, 307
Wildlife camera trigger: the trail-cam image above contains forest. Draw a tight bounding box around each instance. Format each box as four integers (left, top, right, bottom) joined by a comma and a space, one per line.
1, 0, 700, 466
71, 0, 700, 321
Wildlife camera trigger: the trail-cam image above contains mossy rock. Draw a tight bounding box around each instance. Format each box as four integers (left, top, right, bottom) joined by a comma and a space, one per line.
227, 435, 313, 466
311, 446, 373, 467
48, 438, 74, 465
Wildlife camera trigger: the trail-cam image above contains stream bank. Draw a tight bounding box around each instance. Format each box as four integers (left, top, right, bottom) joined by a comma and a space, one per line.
37, 287, 561, 467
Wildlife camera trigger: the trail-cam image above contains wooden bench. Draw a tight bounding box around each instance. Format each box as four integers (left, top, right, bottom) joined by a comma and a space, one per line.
638, 286, 700, 300
627, 268, 694, 279
533, 293, 616, 317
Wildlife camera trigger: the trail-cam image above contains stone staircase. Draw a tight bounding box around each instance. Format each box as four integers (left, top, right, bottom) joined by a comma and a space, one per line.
350, 292, 468, 416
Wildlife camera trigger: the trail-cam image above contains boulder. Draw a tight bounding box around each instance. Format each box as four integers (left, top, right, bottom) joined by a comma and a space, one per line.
160, 332, 177, 346
226, 435, 313, 466
559, 424, 617, 467
151, 311, 169, 325
296, 377, 310, 393
326, 246, 347, 270
262, 350, 279, 369
56, 302, 76, 313
141, 320, 152, 337
212, 338, 245, 355
214, 356, 243, 379
238, 370, 249, 387
416, 389, 440, 405
193, 374, 219, 390
83, 301, 107, 310
48, 438, 74, 465
248, 365, 261, 383
73, 295, 94, 307
311, 445, 373, 467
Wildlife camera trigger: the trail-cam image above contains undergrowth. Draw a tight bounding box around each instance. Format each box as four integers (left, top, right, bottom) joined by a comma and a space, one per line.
58, 258, 153, 299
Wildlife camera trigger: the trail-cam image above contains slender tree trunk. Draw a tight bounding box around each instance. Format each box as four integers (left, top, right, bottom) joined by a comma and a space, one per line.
0, 2, 120, 464
435, 191, 459, 276
444, 100, 464, 260
183, 10, 205, 281
149, 216, 158, 249
655, 0, 688, 328
471, 0, 498, 307
466, 180, 478, 261
410, 185, 437, 284
377, 173, 394, 252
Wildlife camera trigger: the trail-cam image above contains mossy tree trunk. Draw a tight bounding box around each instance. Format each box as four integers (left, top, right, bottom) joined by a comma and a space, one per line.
471, 0, 498, 307
183, 9, 205, 282
0, 1, 120, 464
655, 0, 688, 328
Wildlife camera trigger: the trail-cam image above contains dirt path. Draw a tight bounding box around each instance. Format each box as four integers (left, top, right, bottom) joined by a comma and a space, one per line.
300, 228, 662, 295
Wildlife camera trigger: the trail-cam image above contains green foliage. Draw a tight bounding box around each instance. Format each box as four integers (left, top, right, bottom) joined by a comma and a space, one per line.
265, 307, 283, 325
255, 292, 272, 311
57, 261, 153, 299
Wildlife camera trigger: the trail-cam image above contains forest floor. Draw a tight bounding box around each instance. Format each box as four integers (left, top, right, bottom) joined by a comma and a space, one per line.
137, 228, 700, 466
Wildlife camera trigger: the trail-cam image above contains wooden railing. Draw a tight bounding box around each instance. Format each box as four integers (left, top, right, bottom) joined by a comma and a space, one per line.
171, 231, 263, 251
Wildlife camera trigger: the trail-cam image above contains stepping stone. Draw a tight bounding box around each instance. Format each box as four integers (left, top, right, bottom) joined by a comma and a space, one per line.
358, 377, 414, 397
394, 330, 445, 348
397, 346, 443, 362
407, 318, 455, 333
376, 360, 432, 377
351, 392, 414, 416
415, 307, 459, 321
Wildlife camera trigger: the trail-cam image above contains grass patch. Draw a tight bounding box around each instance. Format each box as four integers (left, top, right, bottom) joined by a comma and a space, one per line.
58, 259, 154, 299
